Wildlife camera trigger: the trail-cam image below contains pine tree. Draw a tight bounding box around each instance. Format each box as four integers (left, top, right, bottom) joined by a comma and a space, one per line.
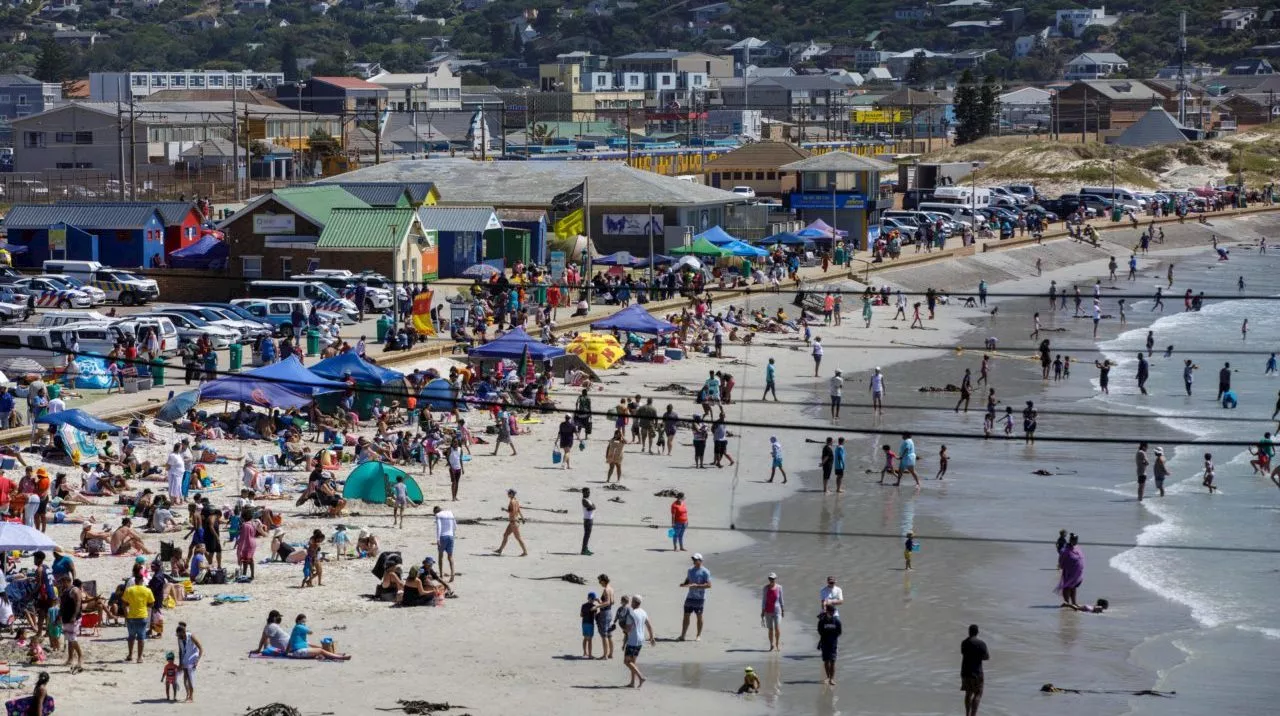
905, 51, 930, 88
280, 42, 300, 83
34, 39, 70, 83
953, 69, 979, 145
979, 75, 1000, 139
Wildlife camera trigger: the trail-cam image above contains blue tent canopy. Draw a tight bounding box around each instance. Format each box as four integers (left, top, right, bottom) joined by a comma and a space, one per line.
693, 225, 739, 245
635, 254, 675, 267
722, 240, 769, 257
420, 377, 466, 412
761, 232, 814, 246
198, 377, 314, 409
236, 355, 347, 396
167, 235, 229, 270
36, 409, 122, 434
468, 327, 567, 361
310, 352, 404, 386
591, 251, 642, 267
590, 304, 678, 334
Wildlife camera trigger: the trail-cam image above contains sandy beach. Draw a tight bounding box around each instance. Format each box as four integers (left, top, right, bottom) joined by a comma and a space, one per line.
9, 210, 1280, 715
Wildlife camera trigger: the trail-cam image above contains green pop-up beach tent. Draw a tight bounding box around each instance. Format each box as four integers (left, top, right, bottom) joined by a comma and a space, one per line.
342, 461, 424, 504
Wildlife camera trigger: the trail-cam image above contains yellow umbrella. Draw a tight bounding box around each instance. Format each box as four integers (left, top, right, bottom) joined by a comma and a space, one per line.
566, 332, 624, 369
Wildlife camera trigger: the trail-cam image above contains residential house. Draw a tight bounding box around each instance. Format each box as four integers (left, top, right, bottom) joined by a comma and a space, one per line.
1219, 93, 1280, 129
1051, 79, 1163, 135
1227, 58, 1274, 75
999, 86, 1053, 127
719, 75, 852, 125
1220, 8, 1258, 31
726, 37, 784, 67
89, 70, 285, 101
314, 208, 436, 282
893, 6, 931, 20
1154, 64, 1217, 81
701, 141, 812, 196
1143, 79, 1216, 129
854, 50, 892, 73
219, 185, 371, 281
369, 65, 464, 111
0, 204, 166, 268
52, 30, 105, 46
1065, 52, 1129, 80
0, 75, 60, 123
1053, 6, 1118, 38
611, 51, 733, 110
1015, 27, 1051, 58
236, 0, 269, 10
948, 20, 1003, 33
778, 151, 897, 250
948, 49, 997, 68
689, 2, 730, 22
787, 41, 831, 64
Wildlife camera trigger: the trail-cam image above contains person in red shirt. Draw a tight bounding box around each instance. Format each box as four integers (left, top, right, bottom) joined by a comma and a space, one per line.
0, 471, 15, 512
670, 493, 688, 552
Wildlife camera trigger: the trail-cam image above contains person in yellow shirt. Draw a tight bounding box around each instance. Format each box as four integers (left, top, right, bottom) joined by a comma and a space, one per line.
123, 574, 155, 663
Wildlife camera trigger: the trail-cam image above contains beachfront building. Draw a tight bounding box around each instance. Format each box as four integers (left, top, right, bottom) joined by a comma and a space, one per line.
1, 203, 166, 267
701, 141, 812, 197
89, 70, 286, 101
779, 151, 896, 250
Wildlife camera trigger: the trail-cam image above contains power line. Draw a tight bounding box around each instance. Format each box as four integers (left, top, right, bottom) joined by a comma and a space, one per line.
21, 343, 1276, 449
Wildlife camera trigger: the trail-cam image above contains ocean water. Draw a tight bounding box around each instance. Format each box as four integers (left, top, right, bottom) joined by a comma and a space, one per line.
647, 248, 1280, 715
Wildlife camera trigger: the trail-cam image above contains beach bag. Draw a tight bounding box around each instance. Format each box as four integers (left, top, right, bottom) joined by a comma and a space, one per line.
159, 541, 177, 562
208, 569, 228, 585
552, 448, 562, 464
371, 551, 402, 580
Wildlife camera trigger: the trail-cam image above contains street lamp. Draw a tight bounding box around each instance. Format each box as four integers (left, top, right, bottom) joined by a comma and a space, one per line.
1110, 157, 1116, 221
389, 223, 400, 329
970, 161, 979, 240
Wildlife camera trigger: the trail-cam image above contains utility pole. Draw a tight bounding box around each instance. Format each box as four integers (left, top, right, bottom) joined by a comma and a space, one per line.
232, 87, 241, 201
1177, 11, 1188, 126
375, 96, 383, 166
116, 88, 127, 201
128, 92, 137, 200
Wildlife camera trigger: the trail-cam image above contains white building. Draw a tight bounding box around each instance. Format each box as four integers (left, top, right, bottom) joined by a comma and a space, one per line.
89, 70, 285, 101
1064, 52, 1128, 80
1014, 27, 1050, 58
1053, 6, 1118, 38
1220, 8, 1258, 31
367, 65, 464, 111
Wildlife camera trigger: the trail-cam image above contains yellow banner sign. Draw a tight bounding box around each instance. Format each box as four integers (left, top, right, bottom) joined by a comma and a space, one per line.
852, 109, 908, 123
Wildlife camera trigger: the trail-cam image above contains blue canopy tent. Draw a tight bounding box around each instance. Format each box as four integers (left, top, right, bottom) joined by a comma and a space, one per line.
36, 409, 122, 434
591, 251, 642, 267
420, 377, 467, 412
590, 304, 678, 334
311, 352, 408, 419
468, 327, 566, 361
761, 232, 814, 247
693, 226, 739, 245
235, 355, 348, 396
198, 377, 314, 409
721, 240, 769, 257
635, 254, 675, 267
167, 235, 229, 270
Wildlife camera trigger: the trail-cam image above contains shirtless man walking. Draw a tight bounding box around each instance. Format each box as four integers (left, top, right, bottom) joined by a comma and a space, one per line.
494, 488, 529, 556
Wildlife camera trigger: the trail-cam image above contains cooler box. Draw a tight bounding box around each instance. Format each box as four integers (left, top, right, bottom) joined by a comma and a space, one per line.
664, 348, 685, 360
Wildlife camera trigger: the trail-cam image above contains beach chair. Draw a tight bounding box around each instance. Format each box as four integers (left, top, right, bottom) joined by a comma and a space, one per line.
78, 612, 101, 637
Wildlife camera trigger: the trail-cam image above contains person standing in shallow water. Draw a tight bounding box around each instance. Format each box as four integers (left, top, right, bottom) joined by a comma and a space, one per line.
961, 624, 989, 716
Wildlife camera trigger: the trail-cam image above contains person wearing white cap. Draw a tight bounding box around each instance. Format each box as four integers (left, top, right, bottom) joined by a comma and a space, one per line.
870, 367, 886, 415
829, 370, 844, 419
678, 553, 711, 641
761, 573, 784, 651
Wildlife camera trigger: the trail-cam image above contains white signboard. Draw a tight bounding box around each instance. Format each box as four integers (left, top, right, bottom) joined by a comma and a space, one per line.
253, 214, 296, 234
549, 251, 566, 280
603, 214, 664, 236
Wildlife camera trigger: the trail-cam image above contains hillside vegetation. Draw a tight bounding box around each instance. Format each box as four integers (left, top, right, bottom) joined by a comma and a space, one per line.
932, 123, 1280, 195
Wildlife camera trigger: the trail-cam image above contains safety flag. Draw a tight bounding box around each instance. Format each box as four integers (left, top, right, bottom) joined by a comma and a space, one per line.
550, 181, 585, 211
411, 289, 436, 336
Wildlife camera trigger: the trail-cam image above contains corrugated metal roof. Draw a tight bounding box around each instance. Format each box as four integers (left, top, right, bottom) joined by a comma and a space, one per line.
3, 204, 163, 230
417, 206, 500, 233
56, 201, 196, 227
273, 186, 370, 226
779, 151, 896, 172
703, 141, 812, 170
333, 182, 438, 207
316, 208, 418, 249
323, 158, 747, 208
312, 76, 386, 90
1113, 107, 1194, 148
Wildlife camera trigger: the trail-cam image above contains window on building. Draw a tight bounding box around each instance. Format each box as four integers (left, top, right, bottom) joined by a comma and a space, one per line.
242, 256, 263, 278
151, 74, 166, 87
171, 75, 186, 87
56, 163, 73, 169
766, 171, 776, 180
23, 131, 45, 148
755, 171, 765, 180
0, 94, 9, 103
131, 75, 148, 87
15, 95, 27, 106
75, 162, 92, 168
209, 75, 224, 87
279, 257, 293, 278
75, 132, 92, 145
191, 75, 205, 87
116, 230, 131, 242
55, 132, 74, 143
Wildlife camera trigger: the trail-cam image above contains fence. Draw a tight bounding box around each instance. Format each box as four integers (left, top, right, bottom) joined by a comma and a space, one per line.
0, 169, 296, 206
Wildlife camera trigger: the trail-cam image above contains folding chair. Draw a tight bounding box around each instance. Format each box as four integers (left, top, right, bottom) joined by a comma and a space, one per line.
78, 612, 101, 637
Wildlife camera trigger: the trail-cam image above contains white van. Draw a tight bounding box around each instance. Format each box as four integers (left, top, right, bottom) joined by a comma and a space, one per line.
42, 260, 159, 306
931, 186, 991, 207
0, 325, 110, 369
245, 281, 360, 323
38, 310, 113, 328
112, 316, 179, 356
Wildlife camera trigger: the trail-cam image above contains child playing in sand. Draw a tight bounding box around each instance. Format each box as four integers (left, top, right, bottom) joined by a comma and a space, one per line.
332, 525, 351, 559
302, 530, 323, 588
580, 592, 600, 658
392, 476, 408, 529
162, 651, 180, 701
878, 445, 897, 485
1203, 452, 1217, 493
936, 445, 949, 480
737, 666, 761, 694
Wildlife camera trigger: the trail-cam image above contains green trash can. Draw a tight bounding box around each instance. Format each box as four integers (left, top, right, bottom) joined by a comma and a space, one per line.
306, 328, 320, 356
152, 357, 165, 387
376, 315, 393, 343
1110, 206, 1122, 222
229, 343, 243, 372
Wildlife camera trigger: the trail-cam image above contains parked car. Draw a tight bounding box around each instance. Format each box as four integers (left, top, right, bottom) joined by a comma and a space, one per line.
155, 304, 268, 341
41, 274, 107, 306
730, 186, 756, 199
137, 310, 238, 349
111, 315, 180, 356
230, 298, 342, 337
7, 276, 93, 308
42, 260, 158, 305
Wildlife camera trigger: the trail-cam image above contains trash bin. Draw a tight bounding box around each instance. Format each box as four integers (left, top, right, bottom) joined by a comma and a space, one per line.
152, 357, 165, 387
376, 315, 393, 343
306, 328, 320, 356
1111, 206, 1122, 222
229, 343, 243, 372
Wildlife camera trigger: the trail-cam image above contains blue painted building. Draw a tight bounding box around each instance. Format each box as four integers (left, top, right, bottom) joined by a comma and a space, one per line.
417, 206, 503, 278
1, 204, 166, 268
495, 209, 549, 266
